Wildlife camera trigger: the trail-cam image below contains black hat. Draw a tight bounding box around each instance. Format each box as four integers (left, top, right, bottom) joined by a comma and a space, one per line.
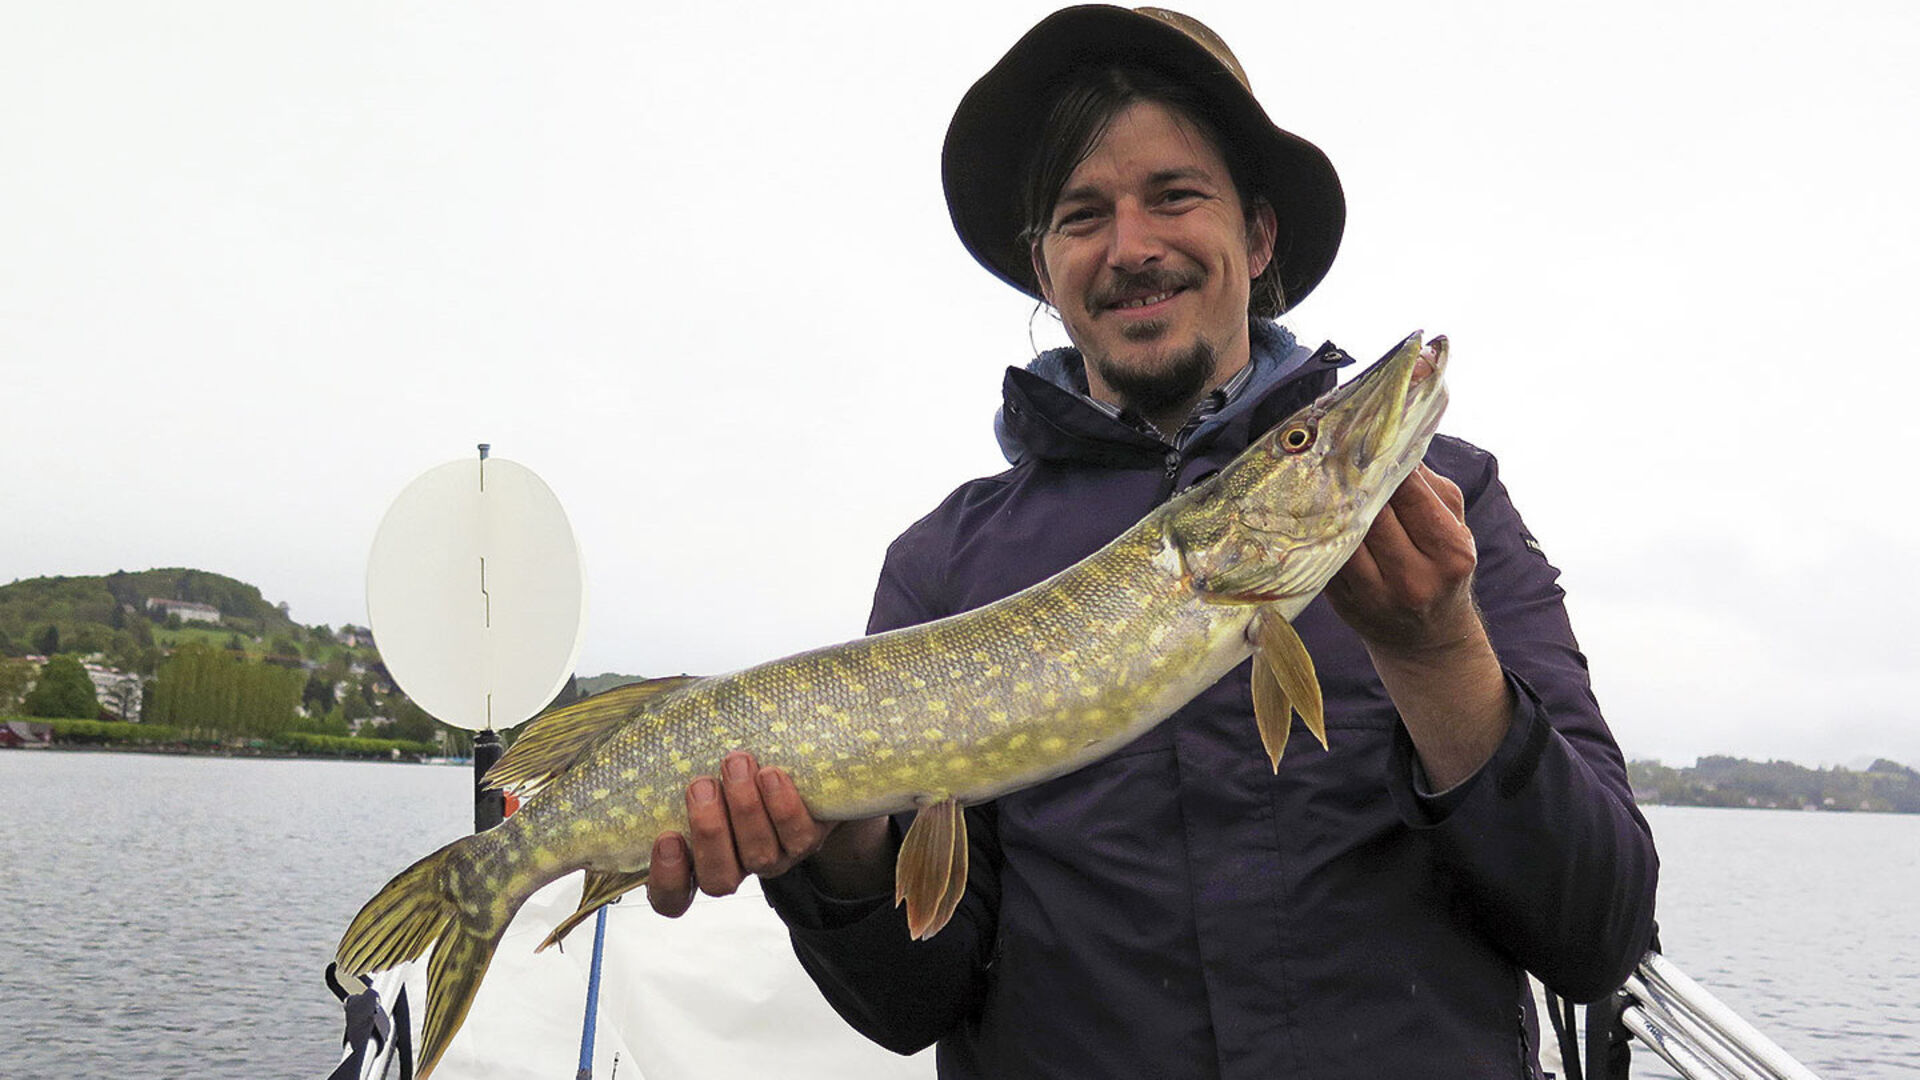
943, 5, 1345, 313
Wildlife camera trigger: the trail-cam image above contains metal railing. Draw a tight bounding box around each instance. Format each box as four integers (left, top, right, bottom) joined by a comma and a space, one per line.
1550, 951, 1822, 1080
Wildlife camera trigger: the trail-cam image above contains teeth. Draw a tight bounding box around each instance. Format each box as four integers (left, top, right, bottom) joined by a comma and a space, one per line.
1115, 290, 1176, 310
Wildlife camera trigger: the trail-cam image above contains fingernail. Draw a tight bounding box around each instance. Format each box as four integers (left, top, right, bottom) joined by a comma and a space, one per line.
691, 778, 718, 805
723, 754, 751, 784
656, 836, 683, 865
757, 768, 785, 796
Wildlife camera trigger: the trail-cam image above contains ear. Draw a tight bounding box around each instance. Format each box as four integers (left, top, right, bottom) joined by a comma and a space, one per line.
1030, 240, 1056, 306
1247, 199, 1278, 279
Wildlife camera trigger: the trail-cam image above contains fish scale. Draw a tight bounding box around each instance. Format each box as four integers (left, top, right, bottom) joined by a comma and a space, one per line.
335, 331, 1449, 1077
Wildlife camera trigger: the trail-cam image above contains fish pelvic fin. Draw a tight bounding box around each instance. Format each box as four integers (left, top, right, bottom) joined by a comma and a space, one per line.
334, 837, 512, 1080
895, 797, 968, 941
537, 868, 650, 952
485, 675, 702, 799
1251, 609, 1327, 772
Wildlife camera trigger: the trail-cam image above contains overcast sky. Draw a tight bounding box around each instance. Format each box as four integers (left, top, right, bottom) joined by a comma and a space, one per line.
5, 1, 1916, 768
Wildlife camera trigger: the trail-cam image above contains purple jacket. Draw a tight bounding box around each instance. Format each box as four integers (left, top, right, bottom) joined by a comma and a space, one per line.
764, 325, 1659, 1078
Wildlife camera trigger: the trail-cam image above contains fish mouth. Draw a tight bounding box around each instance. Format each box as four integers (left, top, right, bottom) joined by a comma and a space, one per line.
1317, 332, 1450, 475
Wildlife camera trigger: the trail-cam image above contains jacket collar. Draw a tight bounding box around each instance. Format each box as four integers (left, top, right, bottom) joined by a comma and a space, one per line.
993, 321, 1354, 467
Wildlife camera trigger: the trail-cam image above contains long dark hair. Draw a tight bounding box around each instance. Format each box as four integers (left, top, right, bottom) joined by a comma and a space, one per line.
1016, 66, 1286, 319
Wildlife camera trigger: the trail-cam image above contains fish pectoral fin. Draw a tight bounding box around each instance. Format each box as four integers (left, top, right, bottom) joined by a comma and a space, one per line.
537, 868, 650, 953
1252, 610, 1327, 768
485, 675, 702, 799
895, 797, 968, 941
1251, 651, 1292, 771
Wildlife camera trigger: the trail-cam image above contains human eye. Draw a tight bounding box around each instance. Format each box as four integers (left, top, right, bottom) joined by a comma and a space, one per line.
1158, 188, 1208, 210
1052, 202, 1105, 233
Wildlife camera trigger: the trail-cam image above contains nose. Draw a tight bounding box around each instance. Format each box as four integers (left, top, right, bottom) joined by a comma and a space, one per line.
1107, 199, 1164, 271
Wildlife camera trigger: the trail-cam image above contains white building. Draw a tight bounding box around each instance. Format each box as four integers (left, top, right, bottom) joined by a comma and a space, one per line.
146, 598, 221, 625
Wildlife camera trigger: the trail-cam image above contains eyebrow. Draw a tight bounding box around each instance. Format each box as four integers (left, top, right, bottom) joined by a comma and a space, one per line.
1054, 168, 1220, 210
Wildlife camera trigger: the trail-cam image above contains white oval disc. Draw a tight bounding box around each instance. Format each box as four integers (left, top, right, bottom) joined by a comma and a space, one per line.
365, 456, 586, 731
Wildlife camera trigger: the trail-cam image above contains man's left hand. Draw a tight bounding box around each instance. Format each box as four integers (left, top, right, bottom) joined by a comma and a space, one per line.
1326, 464, 1513, 791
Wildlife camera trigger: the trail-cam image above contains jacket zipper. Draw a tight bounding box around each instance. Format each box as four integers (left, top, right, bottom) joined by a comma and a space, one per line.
1155, 448, 1183, 504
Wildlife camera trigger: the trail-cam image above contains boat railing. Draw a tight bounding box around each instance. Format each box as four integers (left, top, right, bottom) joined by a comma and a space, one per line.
1547, 951, 1823, 1080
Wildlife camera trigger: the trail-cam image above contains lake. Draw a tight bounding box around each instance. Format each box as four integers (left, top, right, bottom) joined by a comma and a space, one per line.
0, 752, 1912, 1078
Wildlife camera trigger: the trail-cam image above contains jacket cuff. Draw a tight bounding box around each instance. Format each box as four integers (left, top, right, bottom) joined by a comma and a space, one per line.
761, 859, 895, 932
1388, 668, 1550, 828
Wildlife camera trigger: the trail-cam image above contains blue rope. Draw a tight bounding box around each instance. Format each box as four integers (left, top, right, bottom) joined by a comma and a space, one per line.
575, 905, 611, 1080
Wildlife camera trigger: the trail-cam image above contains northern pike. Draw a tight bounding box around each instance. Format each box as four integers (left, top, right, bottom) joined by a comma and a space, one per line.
336, 331, 1450, 1076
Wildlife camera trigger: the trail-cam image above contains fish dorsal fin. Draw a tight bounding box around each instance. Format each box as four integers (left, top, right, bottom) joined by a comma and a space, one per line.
1251, 609, 1326, 771
895, 797, 967, 941
484, 676, 701, 798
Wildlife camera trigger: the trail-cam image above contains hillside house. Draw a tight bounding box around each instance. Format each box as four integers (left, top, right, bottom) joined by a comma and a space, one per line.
146, 598, 221, 625
85, 663, 144, 721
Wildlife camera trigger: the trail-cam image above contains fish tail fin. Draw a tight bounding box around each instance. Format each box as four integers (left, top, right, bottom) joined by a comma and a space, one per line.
334, 837, 513, 1079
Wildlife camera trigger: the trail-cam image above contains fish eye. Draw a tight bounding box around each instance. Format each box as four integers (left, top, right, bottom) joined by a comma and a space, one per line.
1278, 424, 1315, 454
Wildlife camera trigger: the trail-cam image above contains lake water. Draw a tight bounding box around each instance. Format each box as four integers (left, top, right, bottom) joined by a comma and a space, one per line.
0, 752, 1913, 1079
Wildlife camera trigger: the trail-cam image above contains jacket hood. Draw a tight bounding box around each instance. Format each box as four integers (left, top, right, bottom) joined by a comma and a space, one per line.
994, 321, 1325, 466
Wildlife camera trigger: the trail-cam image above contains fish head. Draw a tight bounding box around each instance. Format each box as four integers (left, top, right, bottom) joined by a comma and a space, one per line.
1167, 332, 1450, 605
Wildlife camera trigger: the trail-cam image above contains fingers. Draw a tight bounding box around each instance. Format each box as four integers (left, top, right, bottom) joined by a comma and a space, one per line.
720, 753, 782, 876
685, 775, 746, 898
758, 766, 829, 860
647, 833, 695, 917
646, 753, 834, 919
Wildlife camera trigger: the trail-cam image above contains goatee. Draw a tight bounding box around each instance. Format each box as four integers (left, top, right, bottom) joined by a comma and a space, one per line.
1090, 336, 1218, 417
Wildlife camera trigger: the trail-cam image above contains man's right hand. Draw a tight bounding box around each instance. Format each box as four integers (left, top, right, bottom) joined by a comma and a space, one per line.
646, 750, 894, 917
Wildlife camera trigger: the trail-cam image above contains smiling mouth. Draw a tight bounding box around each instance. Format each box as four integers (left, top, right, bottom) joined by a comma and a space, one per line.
1108, 288, 1183, 312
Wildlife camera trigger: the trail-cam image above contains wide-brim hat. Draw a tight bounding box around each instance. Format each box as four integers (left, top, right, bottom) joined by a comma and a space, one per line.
943, 5, 1345, 313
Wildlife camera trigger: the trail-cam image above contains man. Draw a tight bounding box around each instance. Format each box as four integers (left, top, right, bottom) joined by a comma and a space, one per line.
645, 7, 1658, 1077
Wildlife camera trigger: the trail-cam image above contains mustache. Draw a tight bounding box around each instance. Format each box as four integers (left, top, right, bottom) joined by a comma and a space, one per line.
1087, 267, 1204, 312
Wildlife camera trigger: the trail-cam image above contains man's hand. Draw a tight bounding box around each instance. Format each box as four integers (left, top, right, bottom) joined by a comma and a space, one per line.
646, 751, 893, 917
1325, 464, 1479, 655
1326, 464, 1512, 790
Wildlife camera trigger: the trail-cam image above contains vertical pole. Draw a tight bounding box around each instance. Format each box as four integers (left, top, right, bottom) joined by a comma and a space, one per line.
575, 906, 611, 1080
474, 728, 505, 832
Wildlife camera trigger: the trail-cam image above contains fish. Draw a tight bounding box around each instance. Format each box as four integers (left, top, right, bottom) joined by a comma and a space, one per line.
334, 330, 1450, 1076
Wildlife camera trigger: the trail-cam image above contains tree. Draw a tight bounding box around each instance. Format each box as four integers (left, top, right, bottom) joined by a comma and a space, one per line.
34, 624, 59, 656
0, 657, 35, 712
24, 655, 98, 719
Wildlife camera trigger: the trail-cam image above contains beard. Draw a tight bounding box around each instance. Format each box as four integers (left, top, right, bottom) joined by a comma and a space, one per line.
1087, 334, 1218, 417
1081, 265, 1218, 416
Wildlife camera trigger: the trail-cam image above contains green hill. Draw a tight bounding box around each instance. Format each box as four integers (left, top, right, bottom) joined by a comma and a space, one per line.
0, 568, 320, 677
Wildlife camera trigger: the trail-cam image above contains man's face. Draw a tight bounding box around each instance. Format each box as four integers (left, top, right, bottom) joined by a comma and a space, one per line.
1032, 100, 1275, 413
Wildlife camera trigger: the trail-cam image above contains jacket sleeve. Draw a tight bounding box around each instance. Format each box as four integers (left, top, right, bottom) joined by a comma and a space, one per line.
759, 524, 1003, 1054
1388, 438, 1659, 1002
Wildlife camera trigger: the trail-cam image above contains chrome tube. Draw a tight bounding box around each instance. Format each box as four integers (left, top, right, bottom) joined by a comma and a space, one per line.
1626, 973, 1772, 1080
1620, 1003, 1740, 1080
1637, 954, 1823, 1080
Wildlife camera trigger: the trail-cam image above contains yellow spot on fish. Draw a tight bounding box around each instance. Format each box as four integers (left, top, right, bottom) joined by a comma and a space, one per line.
1009, 733, 1030, 750
675, 761, 693, 774
971, 651, 990, 663
760, 702, 778, 714
591, 788, 610, 800
926, 700, 947, 713
620, 768, 638, 781
876, 747, 896, 760
923, 728, 944, 741
985, 664, 1003, 677
572, 819, 595, 835
880, 696, 898, 707
947, 757, 970, 771
988, 711, 1008, 724
771, 721, 789, 733
1042, 736, 1066, 752
859, 729, 881, 742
